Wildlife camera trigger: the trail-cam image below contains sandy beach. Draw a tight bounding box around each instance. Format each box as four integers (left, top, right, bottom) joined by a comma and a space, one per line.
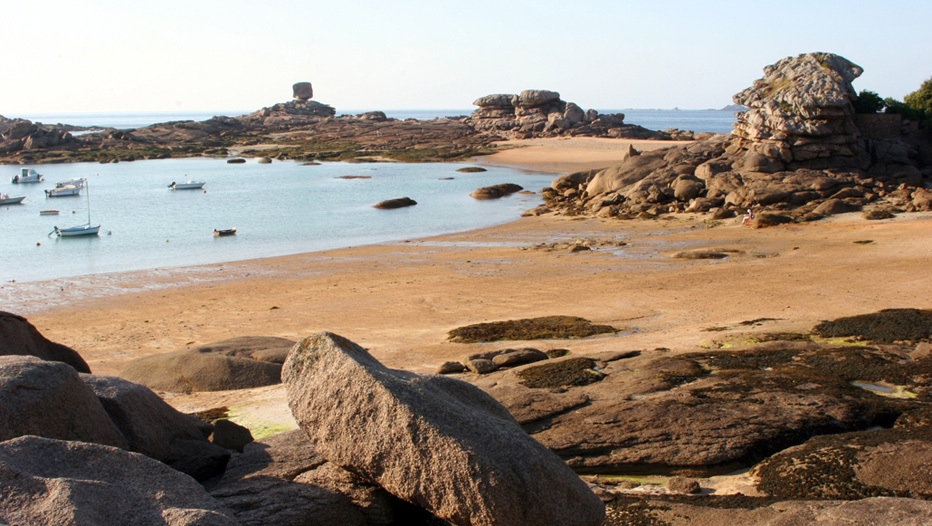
13, 138, 932, 419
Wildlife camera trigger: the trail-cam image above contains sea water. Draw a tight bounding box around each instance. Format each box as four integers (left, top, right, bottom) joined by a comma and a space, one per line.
0, 158, 552, 284
10, 108, 738, 134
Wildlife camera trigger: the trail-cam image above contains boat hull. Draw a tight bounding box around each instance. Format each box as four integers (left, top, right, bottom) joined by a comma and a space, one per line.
58, 225, 100, 237
213, 227, 236, 237
170, 181, 205, 190
40, 210, 60, 215
0, 196, 26, 205
46, 186, 81, 197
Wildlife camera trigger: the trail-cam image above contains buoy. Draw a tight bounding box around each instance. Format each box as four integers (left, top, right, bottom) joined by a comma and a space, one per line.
166, 239, 170, 243
36, 242, 41, 246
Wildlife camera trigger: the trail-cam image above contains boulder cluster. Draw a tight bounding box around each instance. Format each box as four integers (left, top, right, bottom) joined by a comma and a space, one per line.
0, 115, 76, 153
538, 52, 932, 221
467, 89, 664, 139
0, 313, 605, 526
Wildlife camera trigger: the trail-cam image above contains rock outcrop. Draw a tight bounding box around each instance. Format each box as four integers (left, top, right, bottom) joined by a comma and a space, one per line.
472, 340, 928, 473
282, 331, 605, 526
373, 196, 417, 209
120, 336, 295, 393
468, 89, 664, 140
729, 52, 865, 172
469, 183, 523, 199
0, 311, 91, 373
0, 436, 238, 526
539, 52, 931, 220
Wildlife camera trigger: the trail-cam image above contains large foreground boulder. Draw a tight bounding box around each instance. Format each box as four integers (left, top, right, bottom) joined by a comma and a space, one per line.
0, 436, 237, 526
81, 374, 230, 481
282, 332, 604, 526
120, 336, 295, 393
0, 311, 90, 372
0, 356, 126, 447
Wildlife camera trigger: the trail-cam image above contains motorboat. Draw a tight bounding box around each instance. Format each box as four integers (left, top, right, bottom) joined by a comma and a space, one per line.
55, 177, 87, 189
49, 181, 99, 237
213, 227, 236, 237
39, 210, 59, 215
11, 168, 43, 183
45, 185, 81, 197
169, 180, 206, 190
0, 194, 26, 205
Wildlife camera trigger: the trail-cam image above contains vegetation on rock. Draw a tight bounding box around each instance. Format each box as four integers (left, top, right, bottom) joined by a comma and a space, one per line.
447, 315, 617, 343
812, 308, 932, 343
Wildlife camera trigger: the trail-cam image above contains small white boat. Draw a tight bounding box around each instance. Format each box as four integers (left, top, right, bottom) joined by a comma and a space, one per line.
45, 185, 81, 197
11, 168, 43, 184
49, 181, 99, 237
55, 177, 87, 189
213, 227, 236, 237
52, 224, 101, 237
169, 180, 206, 190
0, 194, 26, 205
40, 209, 59, 216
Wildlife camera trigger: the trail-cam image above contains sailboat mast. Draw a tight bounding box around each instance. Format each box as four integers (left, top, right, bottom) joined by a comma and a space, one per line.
86, 181, 91, 225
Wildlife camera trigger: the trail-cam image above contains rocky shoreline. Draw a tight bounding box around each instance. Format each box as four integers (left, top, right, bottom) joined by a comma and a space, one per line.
3, 51, 932, 525
0, 90, 675, 166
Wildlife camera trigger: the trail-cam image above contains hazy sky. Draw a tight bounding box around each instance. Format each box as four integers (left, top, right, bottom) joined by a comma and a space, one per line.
4, 0, 931, 116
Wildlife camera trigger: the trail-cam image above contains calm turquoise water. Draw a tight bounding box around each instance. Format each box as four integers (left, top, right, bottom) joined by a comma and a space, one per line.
1, 158, 551, 283
9, 108, 738, 134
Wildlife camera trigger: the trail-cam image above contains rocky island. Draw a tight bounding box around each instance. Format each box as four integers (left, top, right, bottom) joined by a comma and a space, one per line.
2, 52, 932, 525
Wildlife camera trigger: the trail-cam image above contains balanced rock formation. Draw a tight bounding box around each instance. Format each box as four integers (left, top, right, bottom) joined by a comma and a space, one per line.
282, 332, 605, 526
120, 336, 295, 393
292, 81, 313, 101
0, 310, 91, 373
0, 436, 238, 526
468, 89, 663, 140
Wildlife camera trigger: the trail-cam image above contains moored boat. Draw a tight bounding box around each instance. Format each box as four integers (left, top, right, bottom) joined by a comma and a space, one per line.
11, 168, 43, 183
49, 181, 99, 237
39, 210, 59, 215
52, 225, 101, 237
169, 180, 206, 190
55, 177, 87, 189
45, 185, 81, 197
0, 194, 26, 205
213, 227, 236, 237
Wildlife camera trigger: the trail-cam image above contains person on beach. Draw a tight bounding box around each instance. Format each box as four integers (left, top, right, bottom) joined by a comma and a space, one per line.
742, 208, 754, 228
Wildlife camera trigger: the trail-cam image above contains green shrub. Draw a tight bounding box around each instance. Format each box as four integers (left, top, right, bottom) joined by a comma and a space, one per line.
853, 90, 884, 114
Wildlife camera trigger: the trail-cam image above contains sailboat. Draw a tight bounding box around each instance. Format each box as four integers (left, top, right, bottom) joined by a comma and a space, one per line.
50, 181, 100, 237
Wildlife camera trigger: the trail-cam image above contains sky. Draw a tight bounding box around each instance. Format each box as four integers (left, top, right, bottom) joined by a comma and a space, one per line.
3, 0, 931, 117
